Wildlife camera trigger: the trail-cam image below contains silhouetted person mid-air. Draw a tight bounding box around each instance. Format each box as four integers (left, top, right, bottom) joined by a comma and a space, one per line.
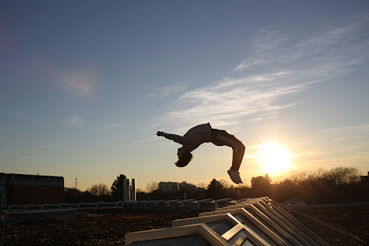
157, 123, 245, 184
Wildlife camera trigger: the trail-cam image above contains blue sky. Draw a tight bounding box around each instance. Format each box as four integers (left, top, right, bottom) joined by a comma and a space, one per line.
1, 1, 369, 190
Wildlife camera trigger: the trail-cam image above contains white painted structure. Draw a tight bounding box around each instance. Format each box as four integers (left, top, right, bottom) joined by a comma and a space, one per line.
130, 179, 136, 201
120, 174, 136, 202
125, 197, 327, 246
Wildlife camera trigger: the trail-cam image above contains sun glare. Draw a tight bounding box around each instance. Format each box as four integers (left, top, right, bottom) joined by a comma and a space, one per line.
258, 142, 292, 174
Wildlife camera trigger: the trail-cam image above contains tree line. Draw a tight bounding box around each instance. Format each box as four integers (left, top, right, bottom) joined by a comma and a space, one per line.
64, 167, 369, 204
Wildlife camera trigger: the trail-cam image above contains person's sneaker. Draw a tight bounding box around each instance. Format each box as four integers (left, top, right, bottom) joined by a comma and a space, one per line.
227, 169, 243, 184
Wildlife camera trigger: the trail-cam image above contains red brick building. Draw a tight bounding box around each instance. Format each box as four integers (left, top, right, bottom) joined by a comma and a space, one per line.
0, 173, 64, 206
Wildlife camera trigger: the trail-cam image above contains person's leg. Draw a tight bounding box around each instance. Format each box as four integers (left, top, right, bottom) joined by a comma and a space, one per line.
231, 140, 245, 171
211, 129, 245, 171
211, 129, 239, 147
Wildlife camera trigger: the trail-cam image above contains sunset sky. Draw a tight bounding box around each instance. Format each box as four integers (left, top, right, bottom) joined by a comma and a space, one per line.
1, 1, 369, 190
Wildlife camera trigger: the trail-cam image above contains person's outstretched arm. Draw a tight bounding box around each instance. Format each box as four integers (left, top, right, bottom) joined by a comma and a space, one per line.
157, 131, 184, 145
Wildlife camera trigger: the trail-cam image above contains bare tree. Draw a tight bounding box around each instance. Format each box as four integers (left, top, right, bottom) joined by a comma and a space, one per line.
146, 181, 158, 192
88, 183, 109, 196
219, 179, 230, 188
323, 167, 360, 184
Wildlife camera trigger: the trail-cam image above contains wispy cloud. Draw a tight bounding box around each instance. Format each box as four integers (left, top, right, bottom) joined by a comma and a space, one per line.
323, 123, 369, 134
157, 14, 369, 131
134, 136, 158, 144
0, 144, 57, 160
320, 124, 369, 145
63, 112, 127, 130
0, 38, 98, 97
66, 114, 86, 127
61, 71, 96, 96
145, 82, 188, 98
0, 22, 16, 57
290, 123, 369, 169
36, 60, 98, 96
102, 123, 124, 129
65, 117, 126, 129
297, 123, 369, 147
31, 144, 58, 151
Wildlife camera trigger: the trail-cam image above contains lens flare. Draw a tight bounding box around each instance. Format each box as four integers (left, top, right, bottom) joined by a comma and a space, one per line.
258, 142, 292, 174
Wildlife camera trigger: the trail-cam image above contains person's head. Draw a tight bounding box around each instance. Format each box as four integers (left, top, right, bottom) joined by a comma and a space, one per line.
175, 146, 193, 167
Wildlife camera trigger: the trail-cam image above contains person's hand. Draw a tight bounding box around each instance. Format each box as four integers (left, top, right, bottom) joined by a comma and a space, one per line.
156, 131, 163, 137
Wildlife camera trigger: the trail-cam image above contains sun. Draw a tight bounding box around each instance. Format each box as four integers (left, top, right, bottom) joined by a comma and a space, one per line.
258, 142, 292, 174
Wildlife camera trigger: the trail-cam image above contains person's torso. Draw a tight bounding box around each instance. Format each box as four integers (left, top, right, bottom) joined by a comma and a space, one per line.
182, 123, 212, 151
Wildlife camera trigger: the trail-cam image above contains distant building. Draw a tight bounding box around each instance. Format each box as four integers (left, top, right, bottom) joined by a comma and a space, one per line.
158, 181, 199, 193
158, 182, 179, 193
179, 181, 197, 192
119, 174, 136, 201
360, 172, 369, 183
0, 173, 64, 206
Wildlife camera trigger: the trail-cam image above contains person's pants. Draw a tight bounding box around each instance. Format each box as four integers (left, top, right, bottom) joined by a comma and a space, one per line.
210, 129, 245, 171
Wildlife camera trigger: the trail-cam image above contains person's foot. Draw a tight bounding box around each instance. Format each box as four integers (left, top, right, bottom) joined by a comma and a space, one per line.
227, 169, 243, 184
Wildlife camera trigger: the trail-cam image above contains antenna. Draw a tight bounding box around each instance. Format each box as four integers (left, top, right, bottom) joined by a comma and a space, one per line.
75, 177, 78, 189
